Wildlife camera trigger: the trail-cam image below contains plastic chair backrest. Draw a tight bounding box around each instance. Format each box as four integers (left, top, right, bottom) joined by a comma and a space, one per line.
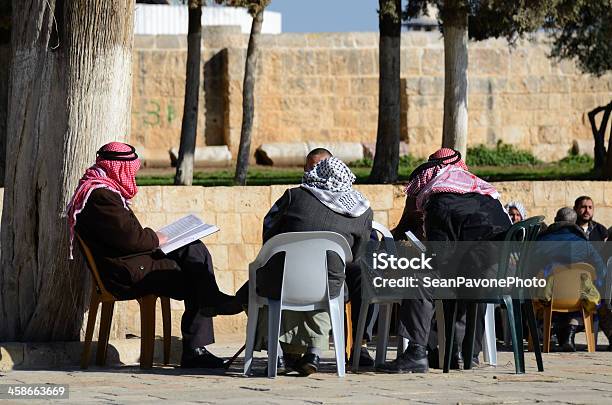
550, 262, 596, 310
254, 232, 352, 306
76, 234, 115, 300
371, 221, 397, 256
498, 216, 545, 279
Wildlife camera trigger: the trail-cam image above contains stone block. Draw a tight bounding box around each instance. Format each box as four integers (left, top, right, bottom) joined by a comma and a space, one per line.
203, 187, 236, 213
162, 187, 205, 213
131, 186, 163, 212
493, 181, 535, 209
388, 209, 404, 228
255, 142, 309, 166
533, 182, 567, 207
208, 244, 229, 271
418, 77, 444, 95
305, 142, 364, 164
566, 182, 604, 207
270, 185, 291, 204
354, 185, 393, 210
373, 211, 388, 228
241, 213, 264, 245
134, 212, 167, 231
170, 299, 184, 311
215, 270, 235, 295
168, 146, 232, 167
234, 270, 249, 293
233, 187, 270, 213
216, 213, 243, 244
228, 244, 259, 271
603, 183, 612, 207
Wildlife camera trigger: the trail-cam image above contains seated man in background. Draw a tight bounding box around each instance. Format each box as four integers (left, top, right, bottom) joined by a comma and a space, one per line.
67, 142, 240, 369
241, 151, 373, 376
385, 148, 511, 373
535, 207, 606, 351
574, 196, 608, 242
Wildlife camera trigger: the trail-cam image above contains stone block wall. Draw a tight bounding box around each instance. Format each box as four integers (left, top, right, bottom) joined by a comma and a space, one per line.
131, 29, 612, 164
82, 181, 612, 340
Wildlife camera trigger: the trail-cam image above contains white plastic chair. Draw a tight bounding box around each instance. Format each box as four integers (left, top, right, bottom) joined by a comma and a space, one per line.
243, 231, 353, 378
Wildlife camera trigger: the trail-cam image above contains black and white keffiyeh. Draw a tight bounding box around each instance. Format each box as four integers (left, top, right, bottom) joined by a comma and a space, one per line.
301, 157, 370, 217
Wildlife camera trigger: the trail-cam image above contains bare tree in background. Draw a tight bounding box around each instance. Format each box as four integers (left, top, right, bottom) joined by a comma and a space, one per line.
227, 0, 269, 185
369, 0, 401, 184
174, 0, 203, 185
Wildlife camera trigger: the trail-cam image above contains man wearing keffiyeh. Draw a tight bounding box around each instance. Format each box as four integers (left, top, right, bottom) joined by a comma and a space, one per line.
68, 142, 241, 369
236, 150, 373, 376
382, 148, 511, 374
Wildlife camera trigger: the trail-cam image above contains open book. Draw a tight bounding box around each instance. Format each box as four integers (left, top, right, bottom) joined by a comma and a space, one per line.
157, 214, 219, 254
405, 230, 427, 252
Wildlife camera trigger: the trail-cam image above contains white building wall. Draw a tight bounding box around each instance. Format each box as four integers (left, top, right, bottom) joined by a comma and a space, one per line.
134, 4, 282, 35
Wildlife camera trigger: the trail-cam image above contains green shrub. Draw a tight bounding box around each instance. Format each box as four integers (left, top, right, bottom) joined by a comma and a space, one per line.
466, 141, 541, 166
559, 151, 594, 165
348, 157, 373, 168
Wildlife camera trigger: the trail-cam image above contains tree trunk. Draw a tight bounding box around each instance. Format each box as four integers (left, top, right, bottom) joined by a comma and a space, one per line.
603, 103, 612, 180
369, 0, 401, 184
234, 8, 263, 186
174, 0, 202, 186
588, 102, 611, 175
442, 1, 468, 158
0, 0, 134, 341
0, 1, 11, 187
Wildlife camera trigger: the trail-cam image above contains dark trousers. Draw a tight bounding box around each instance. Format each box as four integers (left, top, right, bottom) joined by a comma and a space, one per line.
398, 299, 485, 357
345, 263, 377, 343
128, 241, 219, 349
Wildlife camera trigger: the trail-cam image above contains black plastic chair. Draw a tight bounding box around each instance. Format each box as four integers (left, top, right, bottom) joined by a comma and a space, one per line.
443, 216, 545, 374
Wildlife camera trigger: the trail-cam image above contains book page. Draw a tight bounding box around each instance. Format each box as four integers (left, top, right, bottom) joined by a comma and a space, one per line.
158, 214, 202, 241
158, 215, 219, 254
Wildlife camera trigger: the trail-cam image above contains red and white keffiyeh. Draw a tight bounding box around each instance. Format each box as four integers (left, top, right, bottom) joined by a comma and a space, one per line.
404, 148, 499, 210
66, 142, 141, 258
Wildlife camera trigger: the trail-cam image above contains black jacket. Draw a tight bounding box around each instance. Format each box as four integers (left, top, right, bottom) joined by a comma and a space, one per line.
256, 187, 373, 299
75, 189, 178, 298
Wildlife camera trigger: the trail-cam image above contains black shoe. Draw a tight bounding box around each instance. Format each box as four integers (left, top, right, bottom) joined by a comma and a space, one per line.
349, 347, 374, 367
181, 347, 226, 369
294, 353, 320, 376
378, 343, 429, 374
561, 325, 577, 352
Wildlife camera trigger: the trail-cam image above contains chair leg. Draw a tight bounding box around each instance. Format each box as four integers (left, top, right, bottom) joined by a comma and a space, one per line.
483, 303, 497, 366
435, 300, 445, 368
344, 302, 353, 361
543, 306, 553, 353
524, 300, 543, 372
514, 299, 525, 373
267, 299, 282, 378
81, 290, 100, 369
443, 301, 457, 373
243, 301, 260, 376
96, 301, 115, 366
462, 302, 478, 371
583, 309, 595, 353
502, 296, 522, 374
329, 296, 346, 377
352, 301, 369, 372
139, 295, 157, 369
161, 297, 171, 365
374, 303, 392, 368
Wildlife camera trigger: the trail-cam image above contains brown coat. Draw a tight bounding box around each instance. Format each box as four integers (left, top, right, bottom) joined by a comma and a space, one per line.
75, 188, 178, 298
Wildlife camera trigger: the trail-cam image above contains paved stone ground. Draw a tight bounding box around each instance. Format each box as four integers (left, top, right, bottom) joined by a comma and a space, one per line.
1, 336, 611, 405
